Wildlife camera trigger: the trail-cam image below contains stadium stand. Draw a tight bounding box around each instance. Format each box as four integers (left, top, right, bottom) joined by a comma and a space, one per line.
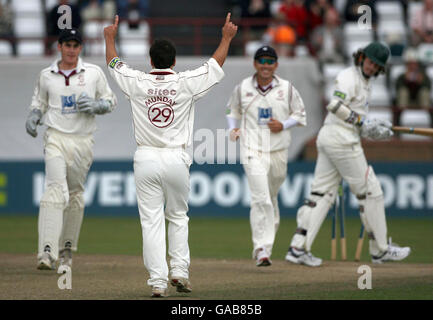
83, 20, 105, 56
3, 0, 432, 143
11, 0, 45, 56
376, 0, 404, 23
342, 22, 373, 57
0, 40, 12, 56
118, 20, 150, 57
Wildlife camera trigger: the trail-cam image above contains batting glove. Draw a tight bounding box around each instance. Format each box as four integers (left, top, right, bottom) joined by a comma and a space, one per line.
25, 109, 43, 138
361, 118, 394, 140
77, 92, 111, 115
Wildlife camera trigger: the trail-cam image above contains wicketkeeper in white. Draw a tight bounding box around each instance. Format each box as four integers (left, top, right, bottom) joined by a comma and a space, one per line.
26, 28, 117, 270
285, 42, 411, 267
103, 14, 237, 297
226, 46, 307, 267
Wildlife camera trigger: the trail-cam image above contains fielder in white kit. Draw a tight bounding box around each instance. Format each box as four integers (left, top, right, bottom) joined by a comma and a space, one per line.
103, 14, 237, 297
26, 28, 117, 270
226, 46, 307, 266
285, 42, 411, 266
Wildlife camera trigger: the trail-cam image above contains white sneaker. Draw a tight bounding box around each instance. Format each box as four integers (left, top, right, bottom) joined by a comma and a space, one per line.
37, 252, 56, 270
256, 247, 272, 267
372, 241, 411, 264
59, 248, 72, 268
151, 286, 168, 298
171, 278, 192, 293
285, 247, 322, 267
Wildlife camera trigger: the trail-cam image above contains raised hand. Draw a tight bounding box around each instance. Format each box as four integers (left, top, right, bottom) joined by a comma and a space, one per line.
222, 13, 238, 41
104, 15, 119, 40
212, 12, 238, 66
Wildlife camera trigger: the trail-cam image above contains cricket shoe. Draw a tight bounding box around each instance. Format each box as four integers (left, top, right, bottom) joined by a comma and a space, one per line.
371, 239, 411, 264
151, 286, 169, 298
171, 278, 192, 293
37, 251, 56, 270
256, 247, 272, 267
59, 248, 72, 268
285, 247, 322, 267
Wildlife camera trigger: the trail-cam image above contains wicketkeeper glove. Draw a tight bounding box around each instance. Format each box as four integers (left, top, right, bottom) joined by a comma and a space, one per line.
77, 92, 111, 115
360, 118, 394, 140
25, 109, 43, 138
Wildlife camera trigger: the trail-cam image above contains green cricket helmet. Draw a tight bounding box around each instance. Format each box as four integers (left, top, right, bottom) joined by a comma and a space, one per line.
362, 42, 390, 67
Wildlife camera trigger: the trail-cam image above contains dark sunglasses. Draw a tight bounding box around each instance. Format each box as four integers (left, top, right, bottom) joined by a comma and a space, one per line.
257, 58, 276, 65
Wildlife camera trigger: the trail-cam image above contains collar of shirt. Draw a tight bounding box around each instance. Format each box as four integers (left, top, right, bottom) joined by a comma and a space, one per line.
149, 68, 176, 75
252, 74, 280, 92
50, 57, 86, 74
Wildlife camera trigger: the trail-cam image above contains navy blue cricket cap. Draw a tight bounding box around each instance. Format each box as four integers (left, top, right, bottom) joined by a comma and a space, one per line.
58, 28, 82, 44
254, 46, 278, 61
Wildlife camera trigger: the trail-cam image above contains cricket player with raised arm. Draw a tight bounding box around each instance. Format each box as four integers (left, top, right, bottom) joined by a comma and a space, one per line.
25, 28, 117, 271
285, 42, 411, 267
103, 14, 237, 297
226, 46, 307, 267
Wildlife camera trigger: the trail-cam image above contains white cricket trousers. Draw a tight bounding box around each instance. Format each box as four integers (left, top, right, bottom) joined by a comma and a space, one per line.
241, 147, 289, 258
38, 128, 93, 260
134, 146, 192, 289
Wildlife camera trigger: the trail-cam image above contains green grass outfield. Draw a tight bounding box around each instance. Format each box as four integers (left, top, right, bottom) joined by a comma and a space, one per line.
0, 215, 431, 263
0, 215, 433, 300
1, 215, 432, 300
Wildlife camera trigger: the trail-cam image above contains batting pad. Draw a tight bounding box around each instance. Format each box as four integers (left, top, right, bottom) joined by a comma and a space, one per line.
291, 191, 336, 251
59, 192, 85, 252
304, 191, 337, 252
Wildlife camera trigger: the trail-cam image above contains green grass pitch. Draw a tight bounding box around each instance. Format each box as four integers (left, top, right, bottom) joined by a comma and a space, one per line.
0, 215, 430, 263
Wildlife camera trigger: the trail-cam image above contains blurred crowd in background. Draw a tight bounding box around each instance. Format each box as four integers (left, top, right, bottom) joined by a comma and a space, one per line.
1, 0, 433, 127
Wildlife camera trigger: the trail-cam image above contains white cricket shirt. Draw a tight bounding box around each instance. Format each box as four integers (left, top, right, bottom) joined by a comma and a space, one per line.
226, 75, 307, 152
324, 66, 371, 144
29, 58, 117, 135
107, 57, 224, 148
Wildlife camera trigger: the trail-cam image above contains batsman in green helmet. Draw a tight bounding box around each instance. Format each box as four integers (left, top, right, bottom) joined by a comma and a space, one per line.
355, 41, 390, 77
285, 42, 412, 266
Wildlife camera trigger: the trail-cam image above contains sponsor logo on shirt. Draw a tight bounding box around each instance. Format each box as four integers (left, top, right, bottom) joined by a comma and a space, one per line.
333, 90, 346, 100
147, 89, 177, 96
257, 107, 272, 125
61, 94, 77, 114
144, 96, 176, 108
